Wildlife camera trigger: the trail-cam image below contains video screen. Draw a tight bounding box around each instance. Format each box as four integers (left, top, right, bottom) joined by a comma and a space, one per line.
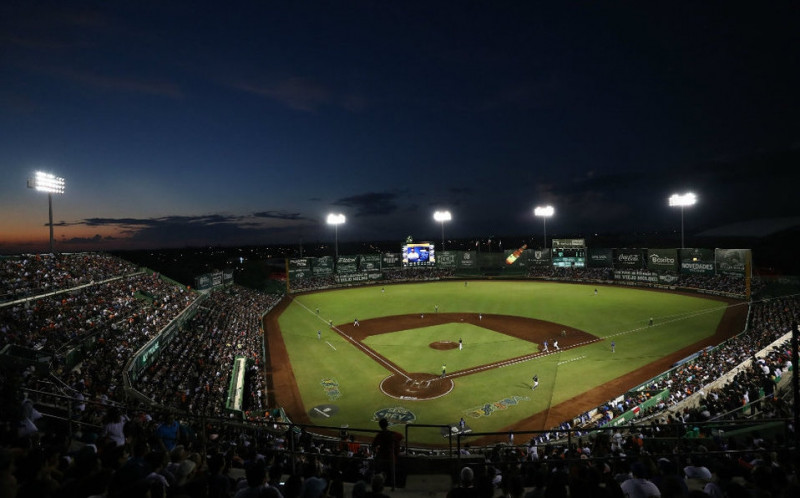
402, 243, 436, 267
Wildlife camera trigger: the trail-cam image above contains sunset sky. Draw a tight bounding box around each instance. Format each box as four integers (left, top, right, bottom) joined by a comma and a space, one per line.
2, 2, 798, 253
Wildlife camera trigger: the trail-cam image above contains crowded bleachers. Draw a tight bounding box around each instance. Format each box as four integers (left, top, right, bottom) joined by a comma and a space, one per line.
0, 253, 139, 303
1, 252, 798, 498
290, 268, 456, 292
130, 285, 281, 417
526, 265, 756, 297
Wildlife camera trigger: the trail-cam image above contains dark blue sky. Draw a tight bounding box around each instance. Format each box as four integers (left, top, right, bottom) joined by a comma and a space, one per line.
2, 2, 799, 252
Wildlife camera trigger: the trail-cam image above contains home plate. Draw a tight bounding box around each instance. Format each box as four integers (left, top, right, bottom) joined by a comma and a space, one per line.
309, 404, 339, 419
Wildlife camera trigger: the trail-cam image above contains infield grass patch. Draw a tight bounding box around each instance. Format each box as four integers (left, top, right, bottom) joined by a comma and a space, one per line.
363, 323, 535, 374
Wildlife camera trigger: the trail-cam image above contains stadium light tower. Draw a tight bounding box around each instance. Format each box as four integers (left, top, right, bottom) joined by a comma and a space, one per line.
27, 171, 66, 254
433, 210, 452, 251
669, 192, 697, 249
534, 205, 554, 248
326, 213, 346, 260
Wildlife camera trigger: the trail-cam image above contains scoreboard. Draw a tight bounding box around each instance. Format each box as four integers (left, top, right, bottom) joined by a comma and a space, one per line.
551, 248, 586, 268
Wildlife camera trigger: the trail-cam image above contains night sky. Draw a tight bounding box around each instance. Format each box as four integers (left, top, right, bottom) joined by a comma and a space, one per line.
2, 2, 799, 253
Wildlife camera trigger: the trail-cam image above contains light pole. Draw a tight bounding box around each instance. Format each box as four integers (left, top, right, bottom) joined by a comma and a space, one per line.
326, 213, 346, 260
668, 193, 697, 249
534, 205, 554, 249
27, 171, 66, 254
433, 210, 451, 251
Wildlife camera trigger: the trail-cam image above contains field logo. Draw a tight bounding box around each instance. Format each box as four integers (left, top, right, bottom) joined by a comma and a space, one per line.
465, 395, 530, 419
321, 378, 341, 400
373, 406, 416, 426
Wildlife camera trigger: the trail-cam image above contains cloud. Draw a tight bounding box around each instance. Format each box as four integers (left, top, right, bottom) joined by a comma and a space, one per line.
49, 67, 183, 98
230, 75, 369, 113
253, 211, 310, 221
52, 212, 315, 250
60, 234, 115, 244
332, 192, 401, 216
233, 76, 331, 112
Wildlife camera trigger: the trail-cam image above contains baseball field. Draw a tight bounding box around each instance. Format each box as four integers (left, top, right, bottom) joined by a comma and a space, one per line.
265, 280, 746, 446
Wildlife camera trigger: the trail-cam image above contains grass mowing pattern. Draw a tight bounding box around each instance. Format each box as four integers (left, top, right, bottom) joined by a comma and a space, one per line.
276, 281, 728, 443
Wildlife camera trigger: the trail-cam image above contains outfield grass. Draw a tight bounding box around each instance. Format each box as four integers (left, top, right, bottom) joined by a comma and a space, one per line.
276, 281, 730, 444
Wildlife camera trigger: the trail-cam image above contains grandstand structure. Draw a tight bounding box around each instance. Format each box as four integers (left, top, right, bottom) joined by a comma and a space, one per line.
0, 250, 798, 497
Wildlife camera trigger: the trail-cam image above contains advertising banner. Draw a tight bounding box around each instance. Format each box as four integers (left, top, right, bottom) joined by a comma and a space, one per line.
501, 249, 527, 274
458, 251, 478, 268
614, 249, 644, 269
288, 258, 311, 270
715, 249, 749, 276
223, 270, 234, 282
194, 274, 212, 290
647, 249, 678, 272
311, 256, 334, 276
335, 255, 359, 274
211, 271, 223, 286
588, 248, 613, 268
288, 258, 313, 281
436, 250, 458, 268
552, 238, 586, 249
525, 248, 552, 266
334, 272, 383, 284
287, 268, 311, 281
359, 254, 382, 272
381, 252, 401, 268
679, 248, 715, 275
614, 269, 659, 283
658, 273, 679, 284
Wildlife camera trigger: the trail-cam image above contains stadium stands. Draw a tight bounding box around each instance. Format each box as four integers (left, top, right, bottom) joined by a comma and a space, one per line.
0, 252, 797, 497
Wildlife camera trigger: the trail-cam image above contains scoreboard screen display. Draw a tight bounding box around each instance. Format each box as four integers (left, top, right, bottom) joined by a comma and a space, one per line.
552, 248, 586, 268
402, 243, 436, 267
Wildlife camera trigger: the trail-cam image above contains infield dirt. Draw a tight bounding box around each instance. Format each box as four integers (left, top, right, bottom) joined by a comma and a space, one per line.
264, 289, 746, 446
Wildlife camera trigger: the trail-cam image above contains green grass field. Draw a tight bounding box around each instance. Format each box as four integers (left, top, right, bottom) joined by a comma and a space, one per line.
275, 280, 731, 444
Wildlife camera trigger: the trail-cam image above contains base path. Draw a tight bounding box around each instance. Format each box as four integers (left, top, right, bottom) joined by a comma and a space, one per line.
345, 312, 597, 400
264, 292, 747, 445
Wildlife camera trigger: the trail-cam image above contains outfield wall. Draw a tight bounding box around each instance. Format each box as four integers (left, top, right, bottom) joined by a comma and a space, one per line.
286, 247, 751, 297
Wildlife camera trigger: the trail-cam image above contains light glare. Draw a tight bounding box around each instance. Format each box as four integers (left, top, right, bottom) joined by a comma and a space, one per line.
34, 171, 66, 194
668, 193, 697, 207
534, 205, 554, 217
433, 210, 452, 222
326, 213, 346, 225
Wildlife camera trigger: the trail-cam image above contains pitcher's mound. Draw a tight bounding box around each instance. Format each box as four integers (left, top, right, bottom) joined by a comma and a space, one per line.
380, 373, 453, 400
430, 341, 458, 350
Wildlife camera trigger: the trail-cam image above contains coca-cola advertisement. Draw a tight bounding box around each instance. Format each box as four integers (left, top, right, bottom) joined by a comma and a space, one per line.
613, 249, 644, 269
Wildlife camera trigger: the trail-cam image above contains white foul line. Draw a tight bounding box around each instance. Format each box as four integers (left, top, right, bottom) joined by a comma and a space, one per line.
294, 299, 411, 381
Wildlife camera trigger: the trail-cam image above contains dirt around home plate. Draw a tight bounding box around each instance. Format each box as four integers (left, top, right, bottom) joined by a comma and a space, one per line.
264, 291, 747, 445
